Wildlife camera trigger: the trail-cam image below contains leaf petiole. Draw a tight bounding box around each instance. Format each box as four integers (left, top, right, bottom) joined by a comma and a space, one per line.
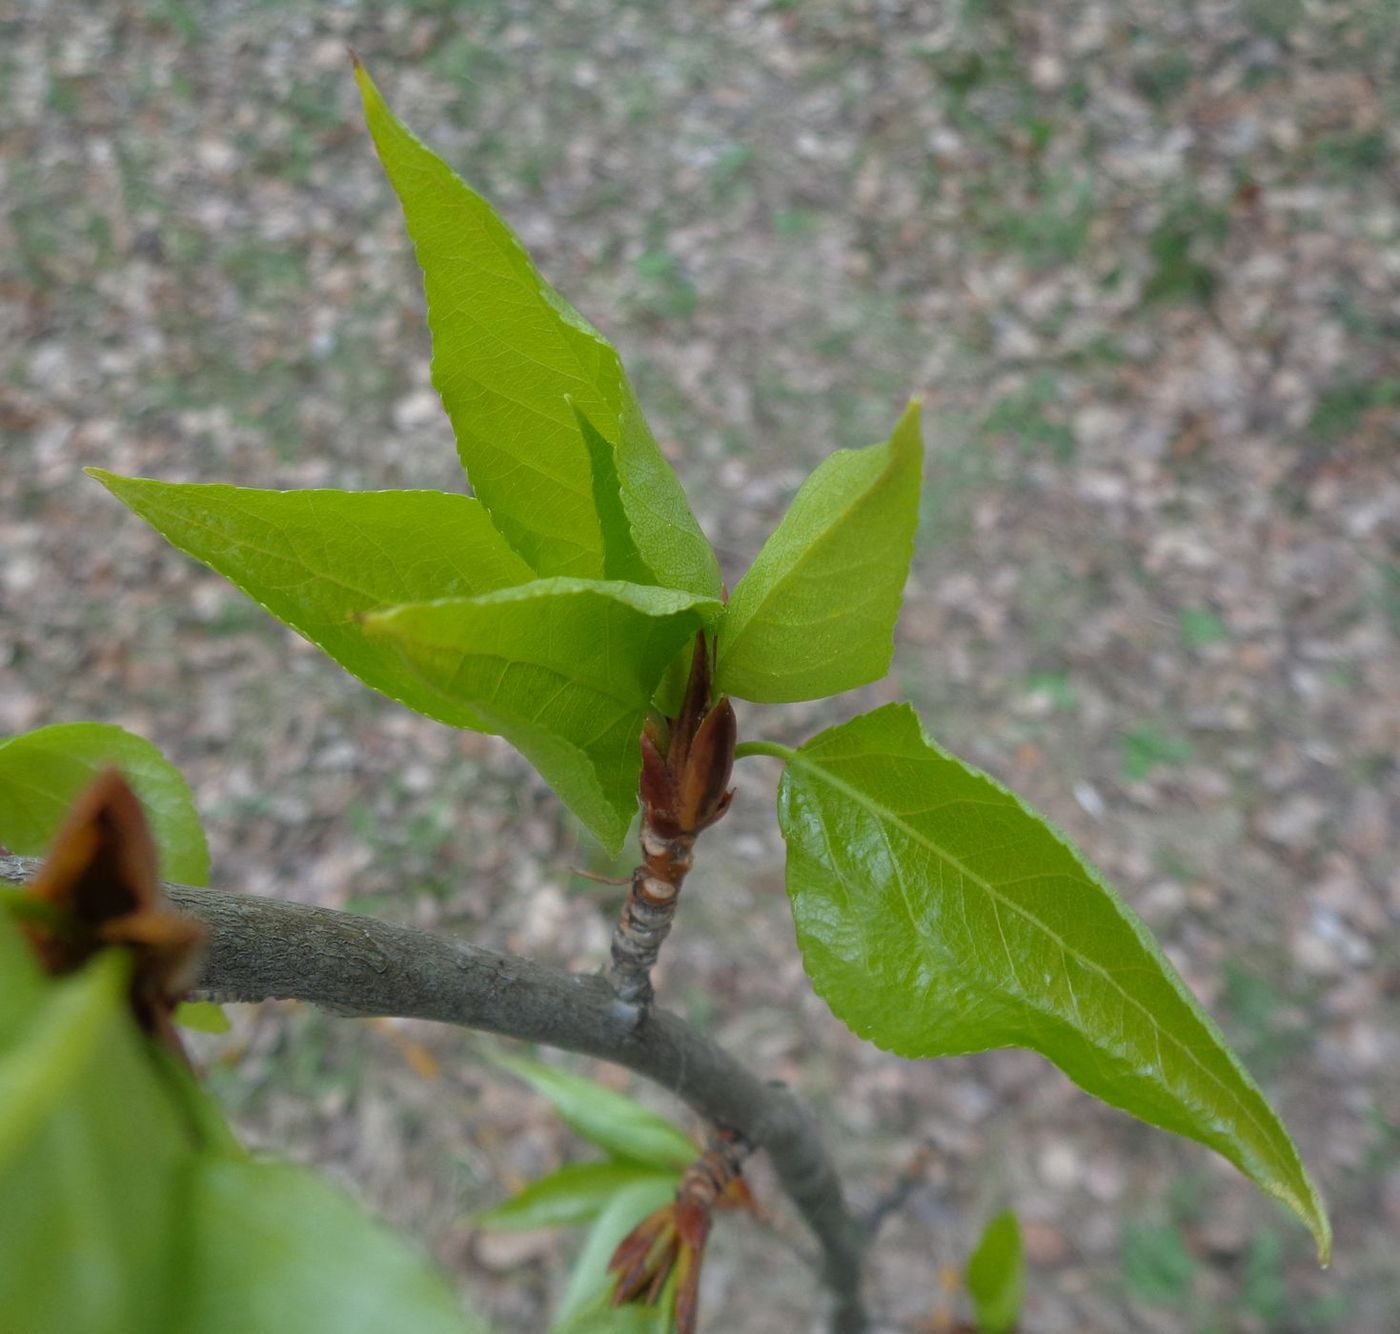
733, 740, 796, 763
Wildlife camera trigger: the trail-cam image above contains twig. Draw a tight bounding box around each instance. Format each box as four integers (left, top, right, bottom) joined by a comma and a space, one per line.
1, 853, 868, 1333
608, 635, 735, 1012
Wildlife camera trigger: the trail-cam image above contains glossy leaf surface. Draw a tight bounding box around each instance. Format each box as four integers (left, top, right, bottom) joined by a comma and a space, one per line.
355, 64, 719, 599
774, 704, 1329, 1259
89, 474, 533, 731
477, 1161, 680, 1231
366, 580, 719, 852
966, 1210, 1023, 1334
716, 401, 922, 702
0, 722, 209, 885
496, 1054, 696, 1171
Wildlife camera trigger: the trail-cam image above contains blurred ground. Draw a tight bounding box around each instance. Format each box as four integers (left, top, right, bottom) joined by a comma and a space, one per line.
2, 1, 1398, 1329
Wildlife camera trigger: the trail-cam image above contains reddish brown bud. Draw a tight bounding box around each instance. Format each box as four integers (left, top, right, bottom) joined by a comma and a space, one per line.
676, 696, 736, 832
608, 1201, 709, 1334
22, 770, 205, 1053
642, 710, 671, 758
669, 633, 712, 775
639, 727, 679, 824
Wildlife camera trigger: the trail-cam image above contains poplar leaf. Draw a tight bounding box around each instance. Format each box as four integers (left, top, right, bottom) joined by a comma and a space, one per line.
185, 1160, 480, 1334
966, 1210, 1023, 1334
174, 1001, 231, 1035
88, 474, 534, 732
552, 1178, 679, 1331
365, 580, 719, 852
717, 401, 922, 702
477, 1162, 680, 1232
774, 704, 1330, 1260
0, 906, 485, 1334
574, 400, 653, 585
0, 950, 192, 1334
354, 63, 720, 599
0, 722, 209, 886
495, 1055, 696, 1170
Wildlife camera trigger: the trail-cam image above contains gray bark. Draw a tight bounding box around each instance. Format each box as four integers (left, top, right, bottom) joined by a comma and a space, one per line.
0, 854, 868, 1332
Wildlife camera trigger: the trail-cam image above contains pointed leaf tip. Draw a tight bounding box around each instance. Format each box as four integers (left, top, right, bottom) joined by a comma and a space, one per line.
353, 68, 719, 599
716, 403, 922, 703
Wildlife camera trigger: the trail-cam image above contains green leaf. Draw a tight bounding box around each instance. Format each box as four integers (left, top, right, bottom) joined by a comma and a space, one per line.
0, 895, 46, 1041
184, 1158, 481, 1334
0, 722, 209, 885
716, 401, 922, 702
551, 1177, 678, 1331
495, 1055, 695, 1171
354, 63, 720, 600
174, 1000, 231, 1034
574, 401, 652, 585
87, 474, 534, 732
773, 703, 1330, 1260
966, 1210, 1024, 1334
365, 580, 719, 852
0, 950, 193, 1334
556, 1298, 673, 1333
478, 1161, 680, 1231
0, 909, 484, 1334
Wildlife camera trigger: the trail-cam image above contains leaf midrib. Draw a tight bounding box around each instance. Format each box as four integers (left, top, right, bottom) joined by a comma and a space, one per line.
788, 749, 1297, 1180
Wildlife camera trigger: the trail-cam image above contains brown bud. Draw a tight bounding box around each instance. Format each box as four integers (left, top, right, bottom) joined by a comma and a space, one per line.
642, 710, 671, 755
22, 770, 205, 1052
669, 633, 712, 775
608, 1201, 708, 1334
676, 696, 736, 832
639, 727, 679, 826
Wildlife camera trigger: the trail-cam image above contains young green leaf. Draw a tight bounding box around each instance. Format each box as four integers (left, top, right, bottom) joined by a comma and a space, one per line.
574, 401, 654, 586
174, 1000, 231, 1035
716, 401, 922, 703
87, 474, 534, 731
354, 63, 720, 600
0, 950, 192, 1334
477, 1161, 681, 1232
966, 1210, 1024, 1334
0, 906, 484, 1334
0, 722, 209, 885
365, 579, 720, 852
0, 894, 46, 1040
551, 1177, 679, 1331
771, 704, 1330, 1260
185, 1159, 483, 1334
494, 1054, 696, 1170
555, 1305, 672, 1334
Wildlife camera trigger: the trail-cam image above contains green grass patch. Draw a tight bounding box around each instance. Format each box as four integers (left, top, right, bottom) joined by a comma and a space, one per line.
1120, 725, 1194, 780
979, 371, 1077, 461
1121, 1221, 1198, 1308
1306, 376, 1400, 440
1143, 196, 1228, 306
1179, 607, 1229, 648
